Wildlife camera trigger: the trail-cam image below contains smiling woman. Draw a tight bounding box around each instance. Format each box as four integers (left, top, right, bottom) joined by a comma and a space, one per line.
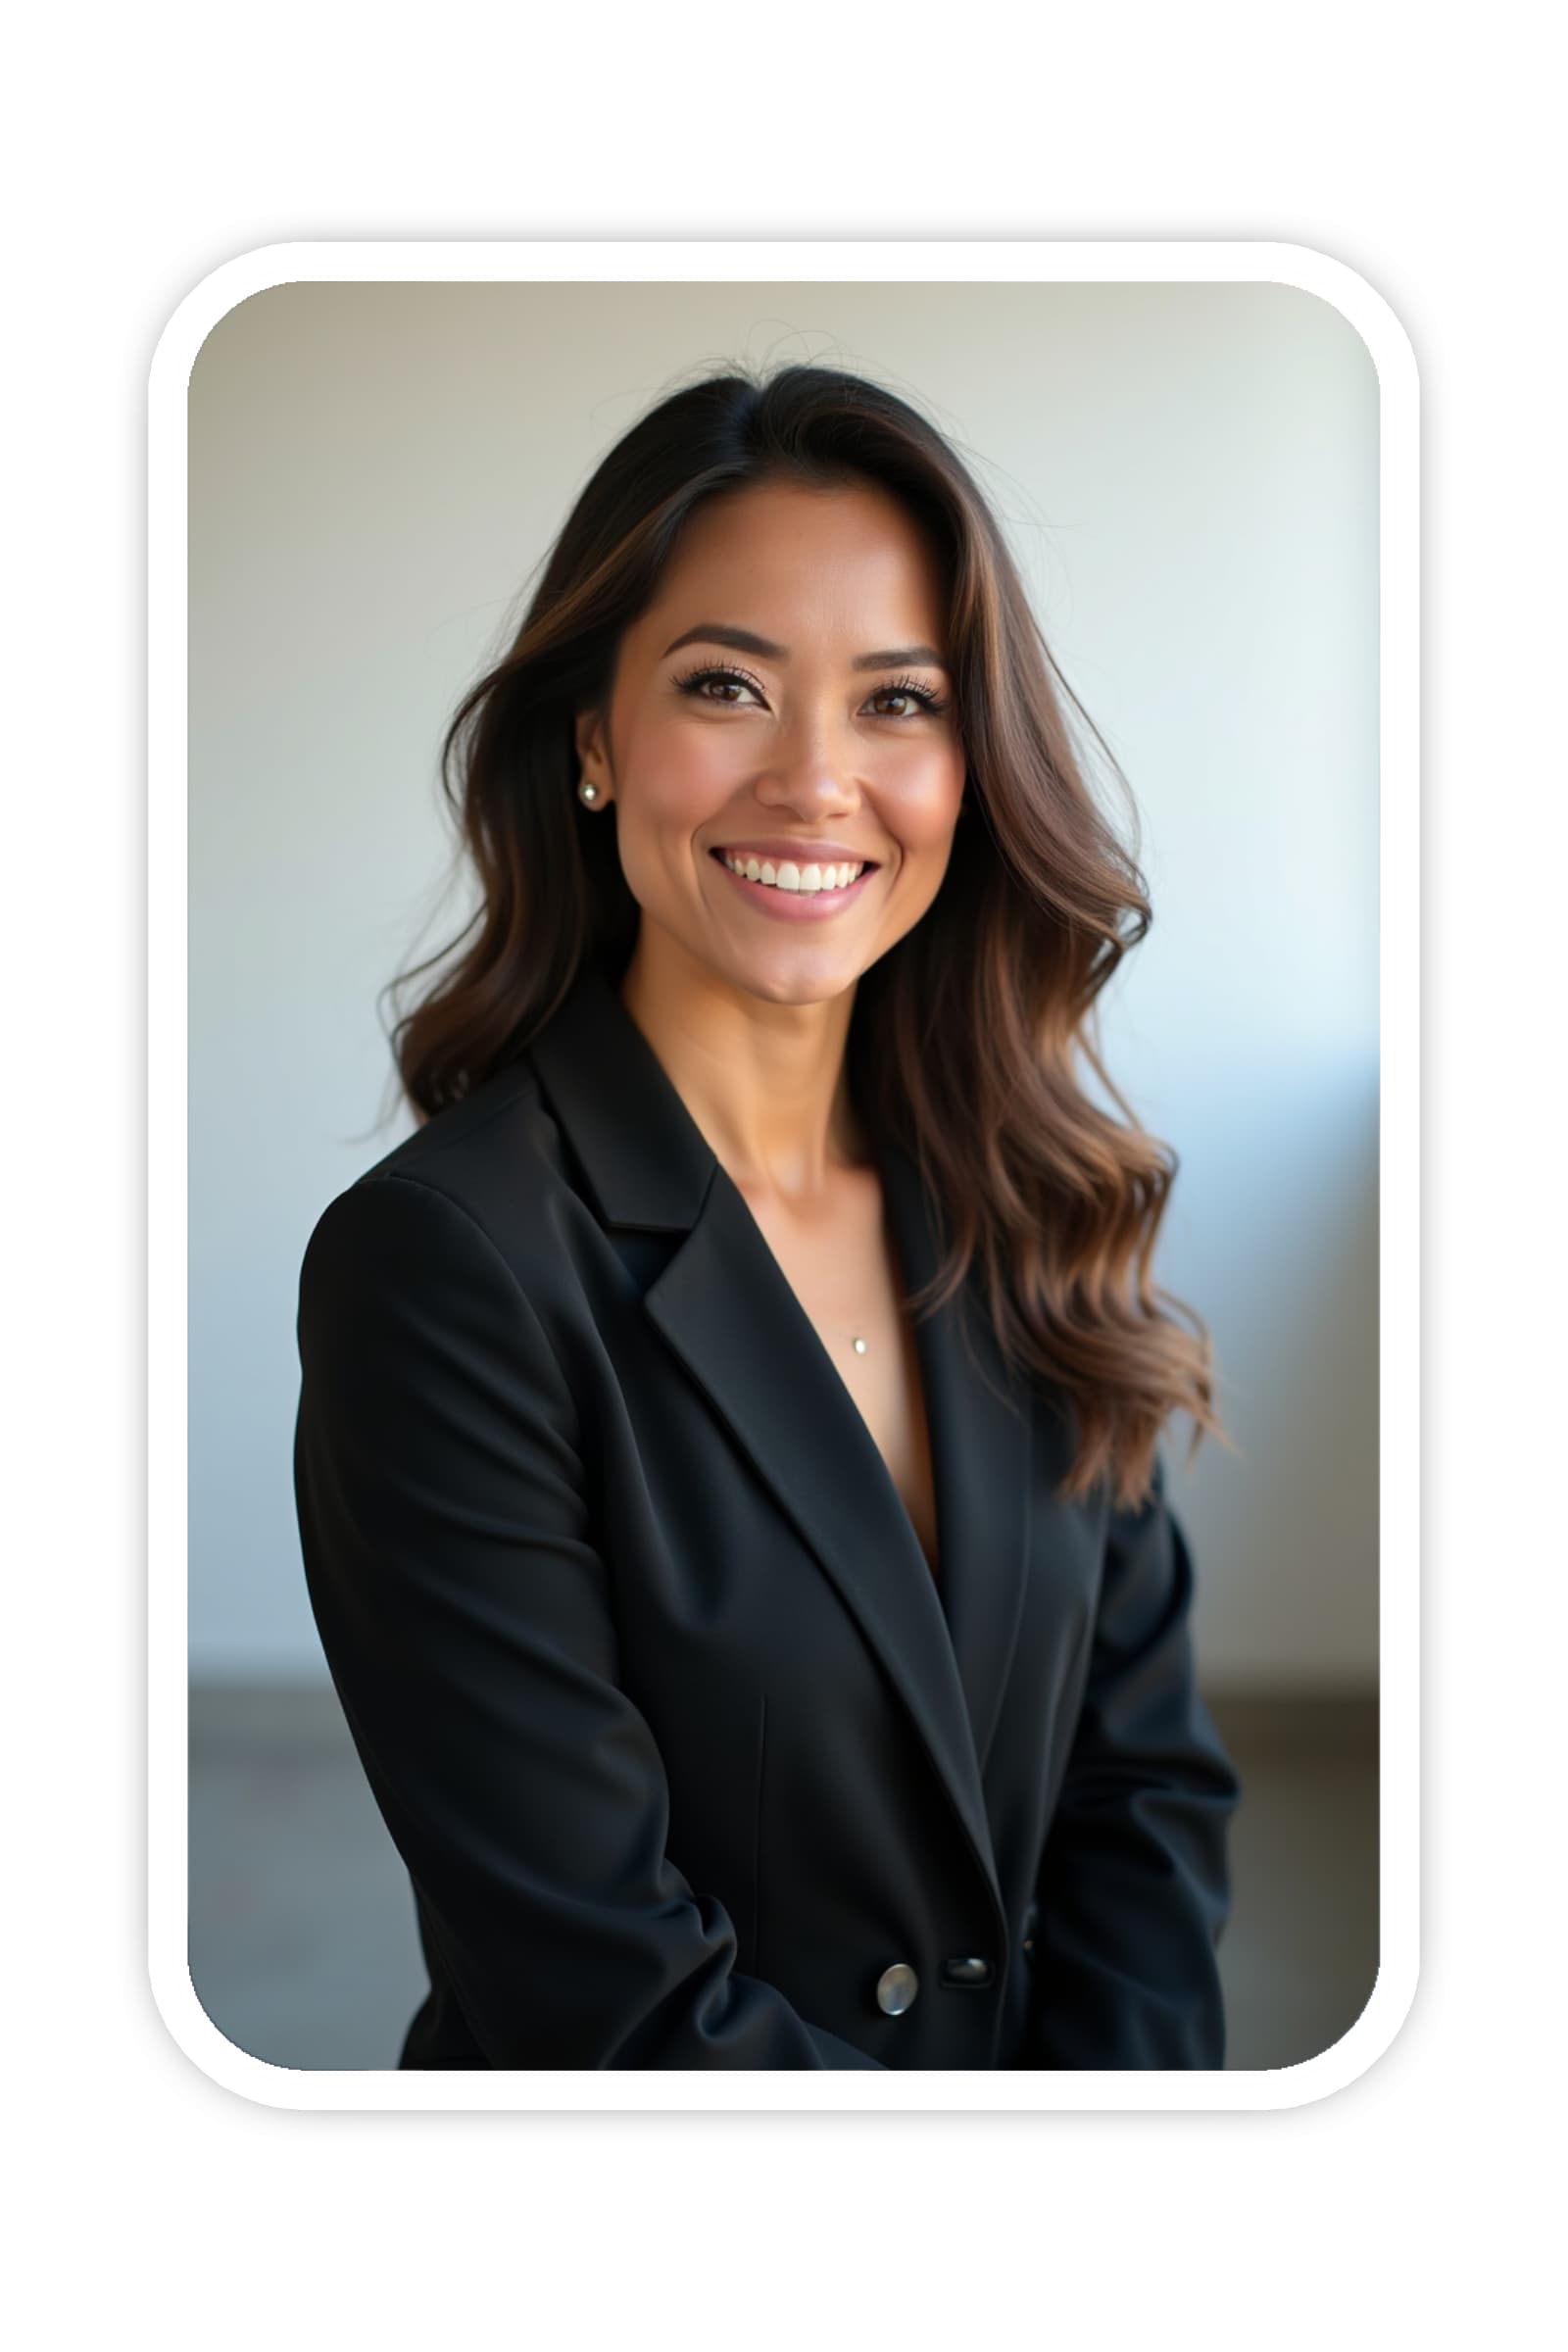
574, 476, 968, 1015
292, 361, 1241, 2073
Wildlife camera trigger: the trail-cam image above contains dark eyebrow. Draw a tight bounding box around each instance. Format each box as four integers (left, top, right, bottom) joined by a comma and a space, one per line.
661, 623, 949, 674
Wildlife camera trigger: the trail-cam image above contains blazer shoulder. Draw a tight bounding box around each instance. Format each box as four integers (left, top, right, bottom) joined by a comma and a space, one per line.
302, 1054, 587, 1303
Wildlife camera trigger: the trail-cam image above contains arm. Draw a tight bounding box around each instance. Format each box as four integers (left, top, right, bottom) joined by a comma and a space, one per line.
1017, 1460, 1241, 2069
293, 1172, 884, 2070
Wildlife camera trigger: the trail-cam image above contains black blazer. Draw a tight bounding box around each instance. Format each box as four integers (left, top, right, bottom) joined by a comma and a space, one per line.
293, 957, 1241, 2070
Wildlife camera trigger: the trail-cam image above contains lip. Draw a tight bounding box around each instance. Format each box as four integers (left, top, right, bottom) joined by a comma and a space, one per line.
709, 847, 880, 923
712, 838, 881, 865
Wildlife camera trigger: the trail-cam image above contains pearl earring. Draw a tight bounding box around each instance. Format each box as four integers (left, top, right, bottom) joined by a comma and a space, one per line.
578, 780, 600, 804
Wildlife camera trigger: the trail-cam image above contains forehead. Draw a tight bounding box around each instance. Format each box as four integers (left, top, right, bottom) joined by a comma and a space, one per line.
641, 479, 947, 632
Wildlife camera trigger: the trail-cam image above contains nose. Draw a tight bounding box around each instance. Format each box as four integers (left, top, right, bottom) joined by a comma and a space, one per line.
751, 719, 862, 821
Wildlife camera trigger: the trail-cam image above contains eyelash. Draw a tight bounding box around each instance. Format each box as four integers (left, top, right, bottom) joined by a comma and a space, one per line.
670, 661, 952, 719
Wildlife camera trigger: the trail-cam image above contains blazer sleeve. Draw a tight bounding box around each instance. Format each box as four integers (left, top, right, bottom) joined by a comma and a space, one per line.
293, 1171, 885, 2071
1017, 1460, 1242, 2069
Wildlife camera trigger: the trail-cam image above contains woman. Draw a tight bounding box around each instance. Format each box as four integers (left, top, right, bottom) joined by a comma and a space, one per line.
293, 362, 1242, 2072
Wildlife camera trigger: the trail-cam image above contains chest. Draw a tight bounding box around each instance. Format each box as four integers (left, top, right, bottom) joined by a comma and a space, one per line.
739, 1168, 941, 1581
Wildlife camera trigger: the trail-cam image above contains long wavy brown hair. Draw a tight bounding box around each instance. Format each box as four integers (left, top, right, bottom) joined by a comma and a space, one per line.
380, 361, 1222, 1509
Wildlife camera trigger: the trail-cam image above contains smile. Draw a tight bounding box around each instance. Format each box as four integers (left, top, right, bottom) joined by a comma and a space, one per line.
709, 848, 880, 922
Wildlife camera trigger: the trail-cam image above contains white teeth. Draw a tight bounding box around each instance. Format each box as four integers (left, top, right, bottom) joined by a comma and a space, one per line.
720, 853, 863, 893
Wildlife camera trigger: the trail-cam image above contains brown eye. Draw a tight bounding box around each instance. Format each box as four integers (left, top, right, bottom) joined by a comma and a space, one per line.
671, 662, 766, 706
871, 675, 952, 719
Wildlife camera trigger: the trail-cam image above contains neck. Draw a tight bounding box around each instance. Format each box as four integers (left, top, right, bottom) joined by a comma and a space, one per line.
617, 929, 869, 1209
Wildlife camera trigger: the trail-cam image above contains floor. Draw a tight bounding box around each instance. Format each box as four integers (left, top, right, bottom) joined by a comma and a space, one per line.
186, 1686, 1378, 2076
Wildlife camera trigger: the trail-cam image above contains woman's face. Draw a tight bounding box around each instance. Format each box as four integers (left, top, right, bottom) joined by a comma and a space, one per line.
574, 477, 966, 1006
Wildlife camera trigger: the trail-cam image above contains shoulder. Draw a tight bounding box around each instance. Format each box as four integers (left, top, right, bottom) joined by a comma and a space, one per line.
299, 1051, 595, 1322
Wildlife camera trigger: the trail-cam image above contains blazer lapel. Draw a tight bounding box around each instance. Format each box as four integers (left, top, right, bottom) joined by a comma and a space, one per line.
525, 959, 1032, 1920
875, 1135, 1033, 1790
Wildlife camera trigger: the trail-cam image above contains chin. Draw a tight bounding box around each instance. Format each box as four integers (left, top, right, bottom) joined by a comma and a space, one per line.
723, 961, 860, 1010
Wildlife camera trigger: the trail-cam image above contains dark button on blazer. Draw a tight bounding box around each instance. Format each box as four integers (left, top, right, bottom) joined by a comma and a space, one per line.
293, 957, 1242, 2070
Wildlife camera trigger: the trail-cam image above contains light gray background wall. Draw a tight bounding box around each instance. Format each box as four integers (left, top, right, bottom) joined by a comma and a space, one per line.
187, 278, 1378, 1688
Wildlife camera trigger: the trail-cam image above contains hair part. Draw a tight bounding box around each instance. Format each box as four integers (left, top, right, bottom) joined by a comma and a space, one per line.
380, 361, 1223, 1509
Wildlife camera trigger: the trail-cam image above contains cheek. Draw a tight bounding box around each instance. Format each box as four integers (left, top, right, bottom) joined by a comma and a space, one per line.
611, 722, 742, 907
629, 719, 742, 827
890, 749, 967, 854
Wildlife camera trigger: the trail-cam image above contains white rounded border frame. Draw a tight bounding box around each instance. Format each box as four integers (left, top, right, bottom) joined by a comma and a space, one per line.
149, 237, 1418, 2114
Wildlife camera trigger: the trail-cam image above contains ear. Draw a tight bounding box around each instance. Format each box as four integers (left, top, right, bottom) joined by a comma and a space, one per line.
573, 707, 613, 804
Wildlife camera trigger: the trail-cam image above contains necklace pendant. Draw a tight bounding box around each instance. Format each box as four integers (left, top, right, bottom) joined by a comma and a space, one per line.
852, 1336, 867, 1354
